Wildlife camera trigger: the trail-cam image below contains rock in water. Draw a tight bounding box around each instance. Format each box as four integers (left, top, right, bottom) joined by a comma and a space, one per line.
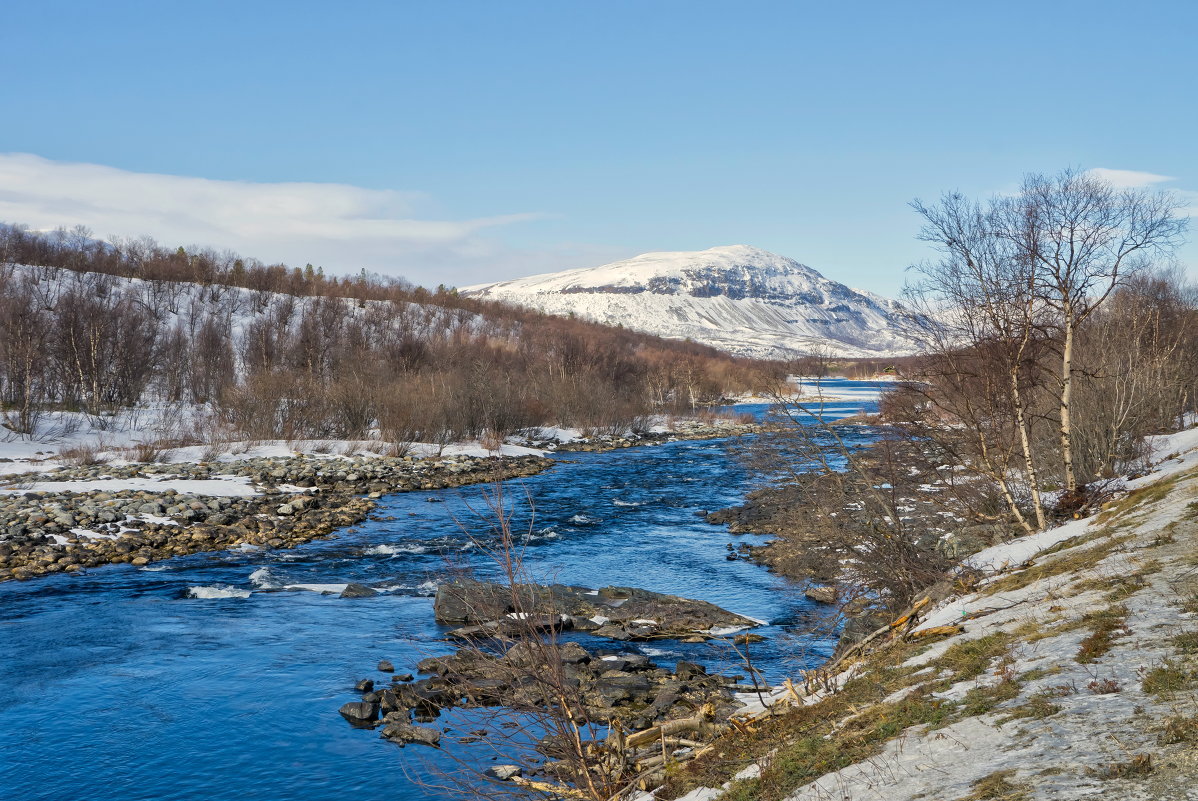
340, 583, 377, 598
380, 723, 441, 747
804, 584, 837, 604
354, 679, 375, 693
377, 659, 394, 672
338, 701, 379, 725
486, 765, 523, 781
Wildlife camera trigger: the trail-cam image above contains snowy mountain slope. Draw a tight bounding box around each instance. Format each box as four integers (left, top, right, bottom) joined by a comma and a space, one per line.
463, 245, 934, 359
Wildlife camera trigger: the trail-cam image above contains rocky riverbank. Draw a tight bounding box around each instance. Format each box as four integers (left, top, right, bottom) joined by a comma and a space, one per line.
528, 419, 760, 453
0, 453, 551, 582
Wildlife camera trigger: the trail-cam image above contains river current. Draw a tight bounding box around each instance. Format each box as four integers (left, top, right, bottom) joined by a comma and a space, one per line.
0, 381, 880, 801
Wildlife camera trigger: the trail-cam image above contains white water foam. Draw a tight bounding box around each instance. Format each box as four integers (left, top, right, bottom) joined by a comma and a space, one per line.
283, 583, 350, 594
249, 566, 279, 588
365, 543, 428, 557
188, 585, 251, 599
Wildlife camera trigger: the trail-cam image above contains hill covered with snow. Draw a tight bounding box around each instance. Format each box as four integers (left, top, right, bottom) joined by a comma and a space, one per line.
464, 245, 935, 359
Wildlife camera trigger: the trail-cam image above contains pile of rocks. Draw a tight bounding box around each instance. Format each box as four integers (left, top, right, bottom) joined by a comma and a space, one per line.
533, 420, 760, 453
434, 579, 761, 642
340, 640, 745, 747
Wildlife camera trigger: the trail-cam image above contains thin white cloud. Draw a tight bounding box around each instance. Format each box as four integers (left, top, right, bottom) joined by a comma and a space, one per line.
0, 152, 568, 286
1089, 167, 1198, 218
1088, 167, 1175, 189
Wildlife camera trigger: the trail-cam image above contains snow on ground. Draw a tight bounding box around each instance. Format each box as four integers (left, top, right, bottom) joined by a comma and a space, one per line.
671, 422, 1198, 801
0, 419, 549, 484
0, 476, 258, 497
955, 423, 1198, 577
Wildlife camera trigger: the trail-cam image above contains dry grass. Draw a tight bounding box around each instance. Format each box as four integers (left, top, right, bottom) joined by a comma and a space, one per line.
1142, 660, 1196, 698
1094, 754, 1154, 779
996, 691, 1063, 723
1159, 714, 1198, 745
58, 441, 109, 466
1075, 605, 1130, 664
956, 769, 1030, 800
982, 534, 1130, 596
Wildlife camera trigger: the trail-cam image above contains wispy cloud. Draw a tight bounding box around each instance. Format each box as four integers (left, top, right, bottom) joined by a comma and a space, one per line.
1088, 167, 1175, 189
1089, 167, 1198, 218
0, 153, 593, 286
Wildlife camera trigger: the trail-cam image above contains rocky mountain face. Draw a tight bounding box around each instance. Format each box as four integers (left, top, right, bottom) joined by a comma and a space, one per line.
464, 245, 934, 359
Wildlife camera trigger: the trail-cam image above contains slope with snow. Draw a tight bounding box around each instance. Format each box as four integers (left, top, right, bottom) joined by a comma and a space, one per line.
465, 245, 934, 359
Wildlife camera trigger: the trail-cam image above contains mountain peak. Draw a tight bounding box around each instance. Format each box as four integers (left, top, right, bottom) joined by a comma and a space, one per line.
465, 247, 933, 359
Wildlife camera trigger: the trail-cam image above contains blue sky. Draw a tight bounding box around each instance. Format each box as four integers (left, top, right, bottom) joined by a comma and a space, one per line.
1, 0, 1195, 294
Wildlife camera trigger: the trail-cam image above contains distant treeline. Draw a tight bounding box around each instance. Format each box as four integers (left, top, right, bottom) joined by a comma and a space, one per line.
0, 223, 784, 443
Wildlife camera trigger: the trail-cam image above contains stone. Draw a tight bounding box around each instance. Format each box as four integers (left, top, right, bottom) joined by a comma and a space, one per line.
340, 583, 377, 599
377, 659, 395, 672
804, 584, 838, 604
380, 723, 441, 747
486, 765, 523, 781
674, 660, 707, 681
354, 679, 375, 693
338, 701, 379, 725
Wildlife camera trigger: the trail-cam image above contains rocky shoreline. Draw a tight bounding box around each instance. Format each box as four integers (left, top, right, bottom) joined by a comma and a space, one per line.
526, 419, 760, 453
0, 453, 551, 582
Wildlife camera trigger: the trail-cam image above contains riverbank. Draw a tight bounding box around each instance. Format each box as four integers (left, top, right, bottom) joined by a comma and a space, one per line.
0, 453, 551, 582
651, 425, 1198, 801
0, 415, 766, 583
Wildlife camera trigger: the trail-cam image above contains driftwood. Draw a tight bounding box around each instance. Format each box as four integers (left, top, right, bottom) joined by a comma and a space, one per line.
623, 704, 718, 749
510, 776, 588, 798
907, 624, 965, 640
601, 594, 971, 800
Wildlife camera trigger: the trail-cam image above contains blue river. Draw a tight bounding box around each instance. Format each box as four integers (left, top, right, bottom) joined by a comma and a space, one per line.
0, 380, 881, 801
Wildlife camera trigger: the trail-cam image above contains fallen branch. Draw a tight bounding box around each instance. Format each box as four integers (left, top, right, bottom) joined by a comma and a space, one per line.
509, 776, 588, 798
905, 624, 964, 640
624, 704, 718, 749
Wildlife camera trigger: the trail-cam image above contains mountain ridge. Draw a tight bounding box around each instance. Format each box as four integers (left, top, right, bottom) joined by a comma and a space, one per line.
464, 245, 934, 359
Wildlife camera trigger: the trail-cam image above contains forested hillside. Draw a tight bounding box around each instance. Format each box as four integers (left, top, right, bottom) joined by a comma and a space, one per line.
0, 224, 781, 446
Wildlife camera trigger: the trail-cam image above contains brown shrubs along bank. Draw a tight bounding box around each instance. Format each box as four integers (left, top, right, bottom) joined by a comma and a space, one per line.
0, 224, 782, 444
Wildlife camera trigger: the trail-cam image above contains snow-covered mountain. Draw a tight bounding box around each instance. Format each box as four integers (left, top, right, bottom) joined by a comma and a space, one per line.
464, 245, 934, 359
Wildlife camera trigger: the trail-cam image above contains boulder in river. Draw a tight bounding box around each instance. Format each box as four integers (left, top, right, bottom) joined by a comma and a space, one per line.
338, 701, 379, 725
380, 722, 441, 747
486, 765, 522, 781
340, 583, 378, 599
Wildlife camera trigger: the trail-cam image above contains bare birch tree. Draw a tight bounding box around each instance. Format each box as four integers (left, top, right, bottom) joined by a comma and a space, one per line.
995, 169, 1187, 492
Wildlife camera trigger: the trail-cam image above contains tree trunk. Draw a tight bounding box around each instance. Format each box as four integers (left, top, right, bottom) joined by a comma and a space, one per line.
1010, 366, 1046, 530
1060, 312, 1077, 492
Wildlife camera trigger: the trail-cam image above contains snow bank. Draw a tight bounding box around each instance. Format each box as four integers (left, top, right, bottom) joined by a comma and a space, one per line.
0, 476, 258, 496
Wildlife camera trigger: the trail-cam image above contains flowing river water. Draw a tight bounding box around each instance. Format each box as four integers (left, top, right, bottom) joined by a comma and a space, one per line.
0, 381, 881, 801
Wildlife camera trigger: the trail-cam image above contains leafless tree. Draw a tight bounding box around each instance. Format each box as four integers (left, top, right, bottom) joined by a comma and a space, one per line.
995, 169, 1187, 492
